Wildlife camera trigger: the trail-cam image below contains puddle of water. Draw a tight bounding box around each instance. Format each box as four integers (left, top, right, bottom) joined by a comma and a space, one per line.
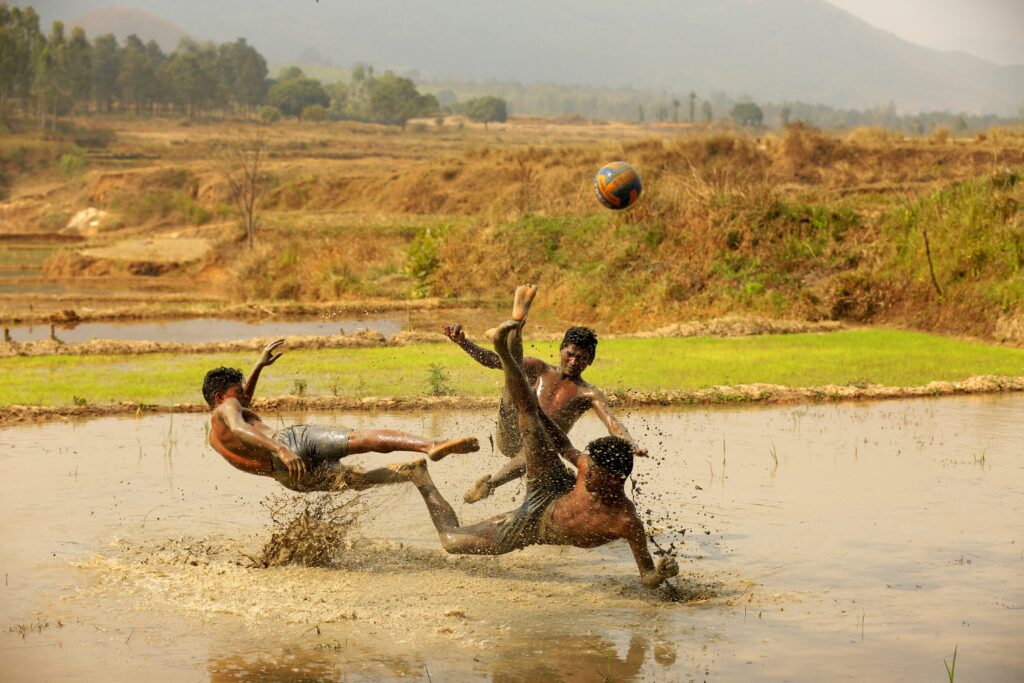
0, 397, 1021, 681
2, 305, 570, 344
6, 317, 404, 344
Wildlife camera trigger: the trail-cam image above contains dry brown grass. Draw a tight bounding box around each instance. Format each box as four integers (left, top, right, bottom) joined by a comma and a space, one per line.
4, 116, 1024, 336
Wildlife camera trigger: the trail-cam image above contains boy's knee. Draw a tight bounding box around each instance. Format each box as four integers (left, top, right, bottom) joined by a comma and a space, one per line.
438, 534, 463, 554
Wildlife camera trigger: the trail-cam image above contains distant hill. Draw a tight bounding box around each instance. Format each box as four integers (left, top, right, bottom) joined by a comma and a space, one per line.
68, 6, 191, 52
31, 0, 1024, 115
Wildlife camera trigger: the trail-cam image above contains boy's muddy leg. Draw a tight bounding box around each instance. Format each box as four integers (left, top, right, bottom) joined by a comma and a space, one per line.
405, 459, 498, 553
492, 318, 561, 481
341, 461, 428, 491
347, 430, 479, 462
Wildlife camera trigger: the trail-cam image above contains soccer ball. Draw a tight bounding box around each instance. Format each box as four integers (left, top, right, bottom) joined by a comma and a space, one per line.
594, 161, 642, 210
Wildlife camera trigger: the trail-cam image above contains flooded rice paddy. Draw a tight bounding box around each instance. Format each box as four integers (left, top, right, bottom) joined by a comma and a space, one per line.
1, 397, 1022, 681
4, 307, 504, 344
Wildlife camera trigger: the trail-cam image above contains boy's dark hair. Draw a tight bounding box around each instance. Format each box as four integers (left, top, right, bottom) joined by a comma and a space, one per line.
586, 436, 634, 479
560, 326, 598, 358
202, 367, 244, 408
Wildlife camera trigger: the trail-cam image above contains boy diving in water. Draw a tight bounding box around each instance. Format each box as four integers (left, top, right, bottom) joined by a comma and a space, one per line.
203, 339, 479, 492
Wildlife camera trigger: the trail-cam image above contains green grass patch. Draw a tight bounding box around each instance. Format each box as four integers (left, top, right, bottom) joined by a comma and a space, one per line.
2, 329, 1022, 407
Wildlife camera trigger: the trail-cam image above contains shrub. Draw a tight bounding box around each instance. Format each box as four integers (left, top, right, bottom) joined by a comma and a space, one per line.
404, 226, 449, 298
426, 363, 455, 396
59, 152, 87, 180
259, 106, 281, 123
302, 104, 327, 122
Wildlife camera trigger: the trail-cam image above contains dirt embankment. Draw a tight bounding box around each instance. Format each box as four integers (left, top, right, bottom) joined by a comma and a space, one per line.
0, 315, 844, 358
2, 374, 1021, 427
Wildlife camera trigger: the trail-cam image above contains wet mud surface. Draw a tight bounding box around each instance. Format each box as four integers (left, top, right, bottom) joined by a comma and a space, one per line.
2, 400, 1022, 681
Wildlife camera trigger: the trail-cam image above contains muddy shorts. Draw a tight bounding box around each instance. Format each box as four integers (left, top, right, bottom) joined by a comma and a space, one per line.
272, 424, 350, 470
270, 425, 352, 492
491, 464, 576, 554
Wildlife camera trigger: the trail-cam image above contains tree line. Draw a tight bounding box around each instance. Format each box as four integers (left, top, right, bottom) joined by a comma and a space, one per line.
0, 4, 508, 129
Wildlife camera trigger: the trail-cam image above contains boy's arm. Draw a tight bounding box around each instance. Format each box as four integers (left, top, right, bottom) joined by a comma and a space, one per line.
244, 339, 284, 401
443, 324, 501, 368
589, 388, 635, 443
219, 400, 305, 480
624, 514, 679, 589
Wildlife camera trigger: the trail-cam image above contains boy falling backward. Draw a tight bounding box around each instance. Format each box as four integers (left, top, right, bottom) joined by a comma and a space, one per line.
203, 339, 479, 492
396, 316, 678, 589
443, 285, 635, 503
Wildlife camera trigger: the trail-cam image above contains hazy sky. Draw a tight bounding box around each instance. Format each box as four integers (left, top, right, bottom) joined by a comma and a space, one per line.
826, 0, 1024, 65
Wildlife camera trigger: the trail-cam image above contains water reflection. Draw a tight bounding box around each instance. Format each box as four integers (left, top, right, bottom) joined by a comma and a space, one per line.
490, 634, 675, 682
206, 632, 679, 683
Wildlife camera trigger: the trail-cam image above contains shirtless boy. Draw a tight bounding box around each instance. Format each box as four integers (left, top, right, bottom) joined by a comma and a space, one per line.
203, 339, 479, 492
443, 285, 634, 503
395, 316, 678, 589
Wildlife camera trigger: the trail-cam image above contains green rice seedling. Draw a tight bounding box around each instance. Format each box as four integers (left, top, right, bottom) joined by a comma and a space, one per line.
426, 363, 455, 397
944, 645, 958, 683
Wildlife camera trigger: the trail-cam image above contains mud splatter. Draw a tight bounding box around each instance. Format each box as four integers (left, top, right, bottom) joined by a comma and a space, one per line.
249, 493, 365, 568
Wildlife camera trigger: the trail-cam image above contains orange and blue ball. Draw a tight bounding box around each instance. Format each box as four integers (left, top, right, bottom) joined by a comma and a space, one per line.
594, 161, 642, 210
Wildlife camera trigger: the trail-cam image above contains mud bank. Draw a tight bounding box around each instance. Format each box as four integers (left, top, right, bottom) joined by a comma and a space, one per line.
1, 316, 844, 357
3, 374, 1022, 426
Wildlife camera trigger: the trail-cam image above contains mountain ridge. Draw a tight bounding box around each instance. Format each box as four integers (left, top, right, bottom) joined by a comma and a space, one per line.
25, 0, 1023, 114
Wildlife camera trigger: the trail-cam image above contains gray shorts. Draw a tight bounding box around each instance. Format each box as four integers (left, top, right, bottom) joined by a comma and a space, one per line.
272, 424, 350, 478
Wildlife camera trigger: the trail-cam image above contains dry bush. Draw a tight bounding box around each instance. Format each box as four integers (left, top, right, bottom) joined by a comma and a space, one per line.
931, 126, 951, 146
845, 127, 903, 146
773, 123, 840, 180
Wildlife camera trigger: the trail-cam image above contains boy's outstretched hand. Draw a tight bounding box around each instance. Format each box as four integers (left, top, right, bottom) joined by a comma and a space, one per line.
258, 339, 285, 367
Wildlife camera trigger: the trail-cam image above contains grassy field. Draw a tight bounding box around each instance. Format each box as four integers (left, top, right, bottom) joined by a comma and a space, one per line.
3, 329, 1022, 407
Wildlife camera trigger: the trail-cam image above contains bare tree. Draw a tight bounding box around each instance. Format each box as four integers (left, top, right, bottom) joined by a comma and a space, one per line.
217, 127, 267, 249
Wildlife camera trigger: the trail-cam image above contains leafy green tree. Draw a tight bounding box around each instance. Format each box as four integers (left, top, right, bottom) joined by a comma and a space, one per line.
90, 33, 120, 113
144, 40, 166, 114
164, 38, 219, 118
0, 5, 42, 120
33, 21, 68, 129
367, 71, 436, 128
220, 38, 266, 117
731, 101, 763, 128
267, 76, 328, 120
118, 34, 151, 114
463, 95, 507, 129
701, 100, 712, 123
65, 27, 90, 113
780, 105, 792, 127
688, 90, 696, 122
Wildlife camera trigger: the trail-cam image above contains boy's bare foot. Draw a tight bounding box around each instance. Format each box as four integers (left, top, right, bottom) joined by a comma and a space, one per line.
391, 458, 432, 486
427, 436, 480, 462
511, 284, 539, 322
463, 474, 493, 503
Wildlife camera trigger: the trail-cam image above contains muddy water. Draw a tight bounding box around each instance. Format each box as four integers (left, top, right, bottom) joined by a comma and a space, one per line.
5, 317, 403, 344
1, 398, 1022, 681
3, 306, 530, 344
